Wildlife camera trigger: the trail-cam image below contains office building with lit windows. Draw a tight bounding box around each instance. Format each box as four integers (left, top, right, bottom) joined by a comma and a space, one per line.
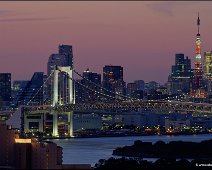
168, 54, 192, 95
103, 65, 126, 99
203, 51, 212, 79
0, 124, 91, 169
79, 68, 101, 102
47, 44, 73, 75
0, 73, 11, 103
203, 51, 212, 99
12, 72, 44, 107
11, 80, 29, 100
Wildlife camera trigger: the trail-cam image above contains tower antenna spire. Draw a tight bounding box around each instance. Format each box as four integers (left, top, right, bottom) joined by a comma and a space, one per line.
197, 12, 200, 33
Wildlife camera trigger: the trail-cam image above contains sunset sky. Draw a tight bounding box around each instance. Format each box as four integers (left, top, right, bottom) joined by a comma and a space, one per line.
0, 1, 212, 84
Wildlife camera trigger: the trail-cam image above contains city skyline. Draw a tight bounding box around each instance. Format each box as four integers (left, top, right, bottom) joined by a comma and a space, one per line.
1, 1, 212, 83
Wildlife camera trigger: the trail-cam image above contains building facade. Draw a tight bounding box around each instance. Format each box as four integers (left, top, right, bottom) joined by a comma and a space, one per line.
79, 69, 101, 103
0, 73, 11, 104
103, 65, 126, 99
168, 54, 192, 95
0, 124, 91, 169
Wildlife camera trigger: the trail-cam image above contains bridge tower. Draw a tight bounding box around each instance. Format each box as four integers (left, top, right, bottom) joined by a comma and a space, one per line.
52, 66, 75, 137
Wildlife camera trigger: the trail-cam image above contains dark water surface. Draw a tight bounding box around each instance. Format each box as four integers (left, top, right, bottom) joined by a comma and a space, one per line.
49, 134, 212, 166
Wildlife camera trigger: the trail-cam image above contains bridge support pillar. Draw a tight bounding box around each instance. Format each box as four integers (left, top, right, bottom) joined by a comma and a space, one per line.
68, 69, 74, 104
68, 111, 74, 137
52, 68, 59, 137
52, 66, 75, 137
53, 69, 59, 106
52, 111, 58, 137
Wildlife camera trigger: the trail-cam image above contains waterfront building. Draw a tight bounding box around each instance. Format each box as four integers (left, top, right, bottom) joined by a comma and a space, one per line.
191, 117, 212, 130
73, 113, 102, 130
102, 65, 126, 99
0, 73, 11, 105
21, 110, 102, 136
0, 124, 16, 168
0, 124, 91, 169
108, 111, 168, 128
165, 119, 191, 132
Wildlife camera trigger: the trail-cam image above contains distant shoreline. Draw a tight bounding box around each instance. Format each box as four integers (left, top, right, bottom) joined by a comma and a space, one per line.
43, 131, 212, 140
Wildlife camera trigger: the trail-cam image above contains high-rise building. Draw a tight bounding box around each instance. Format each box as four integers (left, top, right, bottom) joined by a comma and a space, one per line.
134, 80, 145, 91
168, 54, 192, 95
47, 45, 73, 75
172, 54, 192, 78
47, 45, 74, 105
203, 52, 212, 97
126, 80, 145, 99
126, 83, 137, 97
11, 80, 29, 100
80, 69, 101, 102
0, 73, 11, 103
13, 72, 44, 107
103, 65, 126, 99
145, 81, 161, 94
203, 51, 212, 80
58, 44, 73, 67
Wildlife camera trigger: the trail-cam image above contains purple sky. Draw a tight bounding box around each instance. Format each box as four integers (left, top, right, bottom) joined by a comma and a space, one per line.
0, 1, 212, 84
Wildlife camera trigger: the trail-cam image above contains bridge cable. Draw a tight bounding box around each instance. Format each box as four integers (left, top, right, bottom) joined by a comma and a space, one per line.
72, 69, 140, 101
58, 69, 123, 101
26, 71, 54, 106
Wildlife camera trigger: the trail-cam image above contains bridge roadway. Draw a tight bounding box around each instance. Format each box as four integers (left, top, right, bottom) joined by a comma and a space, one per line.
23, 100, 212, 114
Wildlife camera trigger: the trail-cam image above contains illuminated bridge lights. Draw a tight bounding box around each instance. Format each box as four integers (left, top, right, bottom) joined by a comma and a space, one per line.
23, 100, 212, 114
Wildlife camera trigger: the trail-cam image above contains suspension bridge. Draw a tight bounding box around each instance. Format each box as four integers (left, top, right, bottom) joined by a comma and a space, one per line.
15, 66, 212, 137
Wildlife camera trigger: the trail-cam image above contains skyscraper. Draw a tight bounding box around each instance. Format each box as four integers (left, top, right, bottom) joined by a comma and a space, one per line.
47, 45, 74, 105
168, 54, 192, 95
13, 72, 44, 106
80, 69, 101, 102
58, 44, 73, 67
203, 52, 212, 96
172, 54, 192, 78
103, 65, 126, 99
126, 82, 137, 97
47, 45, 73, 76
203, 51, 212, 80
134, 80, 145, 91
0, 73, 11, 103
12, 80, 29, 100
